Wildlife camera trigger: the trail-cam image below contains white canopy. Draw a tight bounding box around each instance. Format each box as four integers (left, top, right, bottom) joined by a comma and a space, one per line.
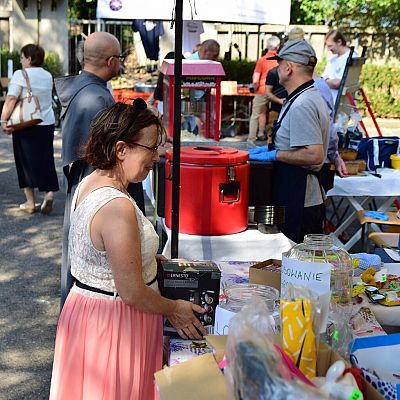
96, 0, 291, 25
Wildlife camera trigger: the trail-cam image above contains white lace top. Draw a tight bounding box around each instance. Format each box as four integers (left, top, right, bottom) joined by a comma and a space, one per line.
69, 185, 159, 293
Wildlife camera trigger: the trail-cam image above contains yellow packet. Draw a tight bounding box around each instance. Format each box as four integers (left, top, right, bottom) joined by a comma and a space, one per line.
280, 298, 316, 379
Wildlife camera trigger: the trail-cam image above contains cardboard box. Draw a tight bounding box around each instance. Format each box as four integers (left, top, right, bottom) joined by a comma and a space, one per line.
155, 335, 382, 400
249, 259, 281, 291
158, 259, 221, 336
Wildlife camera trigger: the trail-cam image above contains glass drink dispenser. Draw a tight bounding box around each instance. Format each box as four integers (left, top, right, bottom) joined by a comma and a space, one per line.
160, 60, 225, 141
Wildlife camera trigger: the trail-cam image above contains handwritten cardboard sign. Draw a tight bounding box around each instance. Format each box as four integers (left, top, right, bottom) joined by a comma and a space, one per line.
281, 256, 331, 296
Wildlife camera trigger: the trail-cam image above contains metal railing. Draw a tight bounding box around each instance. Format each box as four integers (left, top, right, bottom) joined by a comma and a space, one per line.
68, 19, 134, 74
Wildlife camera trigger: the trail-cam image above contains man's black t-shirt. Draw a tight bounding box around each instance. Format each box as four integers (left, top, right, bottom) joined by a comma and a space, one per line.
266, 67, 288, 112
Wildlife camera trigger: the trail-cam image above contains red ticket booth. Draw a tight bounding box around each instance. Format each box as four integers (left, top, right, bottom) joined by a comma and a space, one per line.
160, 60, 225, 141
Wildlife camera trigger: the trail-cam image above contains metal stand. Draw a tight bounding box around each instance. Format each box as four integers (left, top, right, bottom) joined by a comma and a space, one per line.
334, 51, 382, 138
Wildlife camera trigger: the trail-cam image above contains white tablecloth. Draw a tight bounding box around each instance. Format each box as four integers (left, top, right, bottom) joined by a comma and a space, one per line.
161, 219, 294, 261
327, 168, 400, 197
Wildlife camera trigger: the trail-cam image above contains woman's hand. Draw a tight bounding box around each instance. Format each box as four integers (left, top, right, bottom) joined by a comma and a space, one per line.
1, 121, 13, 135
167, 299, 207, 340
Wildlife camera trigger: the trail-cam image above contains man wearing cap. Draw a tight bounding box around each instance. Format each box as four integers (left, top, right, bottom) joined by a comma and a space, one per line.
249, 40, 329, 243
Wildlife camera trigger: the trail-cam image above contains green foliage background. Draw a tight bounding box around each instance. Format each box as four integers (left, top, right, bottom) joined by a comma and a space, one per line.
359, 64, 400, 118
0, 48, 62, 78
291, 0, 400, 29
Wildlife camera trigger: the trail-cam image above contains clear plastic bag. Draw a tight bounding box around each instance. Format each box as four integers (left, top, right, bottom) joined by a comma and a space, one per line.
282, 284, 323, 336
224, 297, 328, 400
324, 302, 354, 359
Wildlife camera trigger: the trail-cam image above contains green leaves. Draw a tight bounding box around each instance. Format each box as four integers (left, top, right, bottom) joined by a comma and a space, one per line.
291, 0, 400, 29
359, 63, 400, 118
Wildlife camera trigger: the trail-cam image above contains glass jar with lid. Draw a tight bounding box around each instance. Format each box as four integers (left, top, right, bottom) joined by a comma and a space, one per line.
282, 234, 353, 307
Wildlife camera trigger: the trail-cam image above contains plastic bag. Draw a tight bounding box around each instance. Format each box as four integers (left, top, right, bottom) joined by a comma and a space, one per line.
280, 285, 323, 379
282, 284, 323, 336
324, 302, 354, 359
224, 297, 328, 400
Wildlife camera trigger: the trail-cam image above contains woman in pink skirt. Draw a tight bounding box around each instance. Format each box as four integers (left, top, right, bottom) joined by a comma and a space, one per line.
50, 100, 206, 400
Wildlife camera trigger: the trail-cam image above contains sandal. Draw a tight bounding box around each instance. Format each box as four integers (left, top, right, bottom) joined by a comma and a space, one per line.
19, 203, 36, 214
40, 198, 54, 214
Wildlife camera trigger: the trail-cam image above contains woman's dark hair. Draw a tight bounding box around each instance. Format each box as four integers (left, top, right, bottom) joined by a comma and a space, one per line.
83, 100, 165, 170
326, 29, 348, 46
21, 44, 45, 67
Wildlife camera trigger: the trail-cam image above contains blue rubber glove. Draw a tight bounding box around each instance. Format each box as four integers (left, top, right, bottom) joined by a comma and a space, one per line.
363, 211, 389, 221
248, 146, 268, 156
249, 149, 278, 162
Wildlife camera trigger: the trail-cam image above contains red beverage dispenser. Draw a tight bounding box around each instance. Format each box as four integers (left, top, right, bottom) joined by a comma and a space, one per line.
165, 146, 249, 235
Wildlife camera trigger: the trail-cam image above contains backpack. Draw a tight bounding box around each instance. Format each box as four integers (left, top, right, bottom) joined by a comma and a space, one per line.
357, 137, 400, 171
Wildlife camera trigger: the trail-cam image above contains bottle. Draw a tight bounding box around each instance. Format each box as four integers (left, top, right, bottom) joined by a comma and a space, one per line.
283, 234, 353, 307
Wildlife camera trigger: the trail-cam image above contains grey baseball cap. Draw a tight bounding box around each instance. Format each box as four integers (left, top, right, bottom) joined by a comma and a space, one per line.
267, 40, 317, 67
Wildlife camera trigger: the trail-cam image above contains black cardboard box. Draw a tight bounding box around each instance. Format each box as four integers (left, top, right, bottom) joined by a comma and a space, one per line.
158, 259, 221, 336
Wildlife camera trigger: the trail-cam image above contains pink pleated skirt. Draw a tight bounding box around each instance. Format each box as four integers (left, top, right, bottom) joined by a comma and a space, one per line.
49, 287, 163, 400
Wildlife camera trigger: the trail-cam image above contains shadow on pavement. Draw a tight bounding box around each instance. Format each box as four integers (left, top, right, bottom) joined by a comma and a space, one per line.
0, 132, 64, 399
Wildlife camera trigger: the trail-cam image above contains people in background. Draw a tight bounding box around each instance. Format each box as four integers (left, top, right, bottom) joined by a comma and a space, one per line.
322, 29, 354, 104
187, 39, 220, 61
49, 100, 206, 400
314, 75, 348, 192
55, 32, 134, 310
265, 66, 288, 144
247, 35, 280, 144
287, 26, 305, 41
1, 44, 59, 214
249, 40, 330, 243
147, 51, 176, 115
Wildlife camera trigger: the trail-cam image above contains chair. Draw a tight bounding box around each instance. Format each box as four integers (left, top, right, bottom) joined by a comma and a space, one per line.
368, 232, 399, 248
357, 210, 400, 251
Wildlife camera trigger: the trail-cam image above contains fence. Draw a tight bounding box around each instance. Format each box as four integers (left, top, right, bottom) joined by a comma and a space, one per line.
69, 20, 134, 74
68, 20, 400, 74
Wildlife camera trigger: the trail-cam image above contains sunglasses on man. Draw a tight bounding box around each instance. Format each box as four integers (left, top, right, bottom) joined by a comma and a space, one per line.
106, 55, 125, 62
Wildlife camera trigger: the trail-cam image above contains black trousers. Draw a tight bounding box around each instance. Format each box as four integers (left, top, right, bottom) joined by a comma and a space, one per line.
300, 203, 325, 240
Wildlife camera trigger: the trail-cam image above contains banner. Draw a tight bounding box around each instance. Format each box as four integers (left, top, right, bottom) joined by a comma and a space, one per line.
96, 0, 291, 25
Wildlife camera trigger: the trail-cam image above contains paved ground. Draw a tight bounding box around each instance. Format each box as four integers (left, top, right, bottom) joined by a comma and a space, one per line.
0, 132, 64, 400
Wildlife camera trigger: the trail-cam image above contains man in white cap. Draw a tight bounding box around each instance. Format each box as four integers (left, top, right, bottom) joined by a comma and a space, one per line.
249, 40, 330, 243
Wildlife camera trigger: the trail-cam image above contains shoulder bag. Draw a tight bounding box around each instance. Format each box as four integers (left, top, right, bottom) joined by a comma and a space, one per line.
7, 69, 43, 131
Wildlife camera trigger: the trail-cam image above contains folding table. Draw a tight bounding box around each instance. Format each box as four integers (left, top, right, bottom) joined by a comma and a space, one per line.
326, 168, 400, 251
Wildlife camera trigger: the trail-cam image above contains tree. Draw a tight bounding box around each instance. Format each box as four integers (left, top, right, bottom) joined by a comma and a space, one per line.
68, 0, 97, 20
291, 0, 400, 31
